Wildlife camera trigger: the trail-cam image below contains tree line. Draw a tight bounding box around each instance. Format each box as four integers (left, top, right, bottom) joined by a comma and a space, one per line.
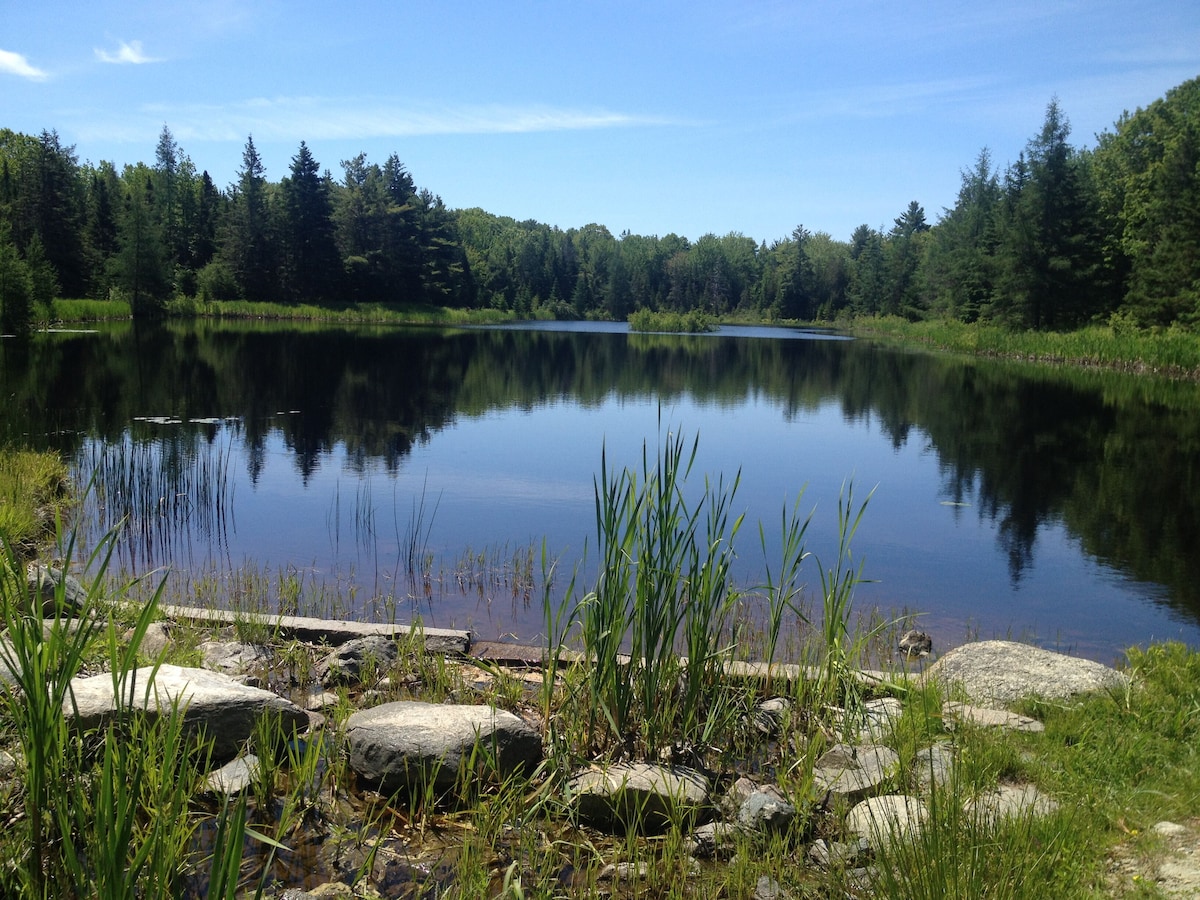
1, 76, 1197, 334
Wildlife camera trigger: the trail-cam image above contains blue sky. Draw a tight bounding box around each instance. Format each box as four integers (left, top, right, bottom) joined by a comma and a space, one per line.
2, 1, 1197, 243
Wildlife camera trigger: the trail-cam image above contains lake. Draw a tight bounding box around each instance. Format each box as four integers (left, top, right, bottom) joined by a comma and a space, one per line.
4, 319, 1199, 665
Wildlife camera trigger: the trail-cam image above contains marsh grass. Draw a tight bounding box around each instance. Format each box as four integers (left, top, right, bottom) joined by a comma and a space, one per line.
853, 314, 1200, 378
0, 446, 71, 552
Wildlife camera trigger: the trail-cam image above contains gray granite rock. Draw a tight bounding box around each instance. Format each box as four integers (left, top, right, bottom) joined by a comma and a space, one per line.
66, 664, 308, 761
345, 701, 541, 795
811, 743, 900, 800
924, 640, 1127, 704
568, 762, 709, 833
317, 634, 399, 685
845, 794, 928, 848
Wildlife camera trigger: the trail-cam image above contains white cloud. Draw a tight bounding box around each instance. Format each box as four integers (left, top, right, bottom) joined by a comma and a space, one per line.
0, 49, 48, 81
85, 97, 677, 143
95, 40, 162, 65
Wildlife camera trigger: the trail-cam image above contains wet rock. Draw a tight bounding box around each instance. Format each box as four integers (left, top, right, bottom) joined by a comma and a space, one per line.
66, 664, 308, 761
204, 754, 261, 796
811, 743, 900, 800
317, 635, 399, 686
345, 701, 541, 795
568, 762, 709, 833
845, 794, 928, 848
923, 640, 1127, 704
898, 629, 933, 658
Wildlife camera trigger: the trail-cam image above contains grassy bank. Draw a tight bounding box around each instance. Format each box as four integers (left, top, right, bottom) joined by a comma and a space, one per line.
849, 315, 1200, 380
0, 447, 71, 553
42, 297, 526, 327
3, 446, 1199, 897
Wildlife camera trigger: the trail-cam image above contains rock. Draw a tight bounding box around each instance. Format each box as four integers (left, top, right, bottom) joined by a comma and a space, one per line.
845, 794, 928, 848
26, 564, 89, 616
964, 783, 1057, 822
923, 640, 1128, 704
808, 837, 871, 870
344, 701, 541, 795
738, 790, 798, 832
942, 700, 1045, 733
828, 697, 903, 742
66, 664, 308, 761
317, 635, 399, 686
912, 742, 956, 792
898, 629, 933, 658
689, 821, 739, 859
199, 641, 272, 676
811, 744, 900, 800
129, 621, 171, 660
204, 754, 262, 796
568, 762, 709, 833
752, 874, 794, 900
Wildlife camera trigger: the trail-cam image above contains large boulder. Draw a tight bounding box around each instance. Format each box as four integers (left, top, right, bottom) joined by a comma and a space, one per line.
923, 640, 1128, 704
66, 664, 308, 760
344, 701, 541, 795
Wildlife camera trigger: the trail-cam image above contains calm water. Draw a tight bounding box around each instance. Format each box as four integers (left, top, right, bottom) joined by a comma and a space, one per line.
4, 319, 1199, 664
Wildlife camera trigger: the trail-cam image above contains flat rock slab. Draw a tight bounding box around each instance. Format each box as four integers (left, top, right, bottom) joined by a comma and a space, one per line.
812, 744, 900, 800
66, 664, 308, 761
943, 700, 1045, 733
923, 640, 1128, 704
965, 783, 1058, 823
845, 794, 928, 848
568, 762, 710, 833
162, 605, 470, 655
345, 701, 541, 795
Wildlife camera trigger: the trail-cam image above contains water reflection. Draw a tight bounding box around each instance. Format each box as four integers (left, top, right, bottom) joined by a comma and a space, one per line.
3, 320, 1199, 662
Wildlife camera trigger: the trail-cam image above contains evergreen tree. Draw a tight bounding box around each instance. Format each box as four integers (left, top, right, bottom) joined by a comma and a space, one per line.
223, 136, 275, 302
111, 164, 169, 315
281, 141, 340, 303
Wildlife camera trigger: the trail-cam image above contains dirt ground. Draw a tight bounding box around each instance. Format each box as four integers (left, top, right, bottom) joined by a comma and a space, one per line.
1108, 819, 1200, 897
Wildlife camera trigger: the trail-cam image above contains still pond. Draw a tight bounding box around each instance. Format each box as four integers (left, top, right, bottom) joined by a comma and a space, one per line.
4, 319, 1199, 666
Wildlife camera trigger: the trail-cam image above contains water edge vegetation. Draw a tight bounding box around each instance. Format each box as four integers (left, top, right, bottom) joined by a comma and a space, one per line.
1, 441, 1199, 897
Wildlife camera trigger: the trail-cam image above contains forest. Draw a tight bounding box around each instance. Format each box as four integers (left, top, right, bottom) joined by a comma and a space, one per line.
0, 76, 1197, 335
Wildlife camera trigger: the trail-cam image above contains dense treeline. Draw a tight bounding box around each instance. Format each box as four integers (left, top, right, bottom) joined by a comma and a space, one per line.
1, 77, 1197, 333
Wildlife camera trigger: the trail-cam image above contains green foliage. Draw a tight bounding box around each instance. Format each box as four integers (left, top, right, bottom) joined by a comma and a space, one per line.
0, 447, 70, 551
627, 307, 716, 333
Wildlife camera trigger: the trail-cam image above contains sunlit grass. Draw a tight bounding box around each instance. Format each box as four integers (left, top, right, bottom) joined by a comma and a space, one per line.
853, 314, 1200, 378
0, 447, 71, 552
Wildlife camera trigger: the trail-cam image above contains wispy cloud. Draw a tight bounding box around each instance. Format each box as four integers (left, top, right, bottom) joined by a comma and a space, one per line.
80, 96, 678, 143
0, 49, 48, 81
95, 40, 162, 65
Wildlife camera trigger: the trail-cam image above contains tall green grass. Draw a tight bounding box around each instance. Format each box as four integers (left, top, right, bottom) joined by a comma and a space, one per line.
0, 447, 71, 553
853, 314, 1200, 378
